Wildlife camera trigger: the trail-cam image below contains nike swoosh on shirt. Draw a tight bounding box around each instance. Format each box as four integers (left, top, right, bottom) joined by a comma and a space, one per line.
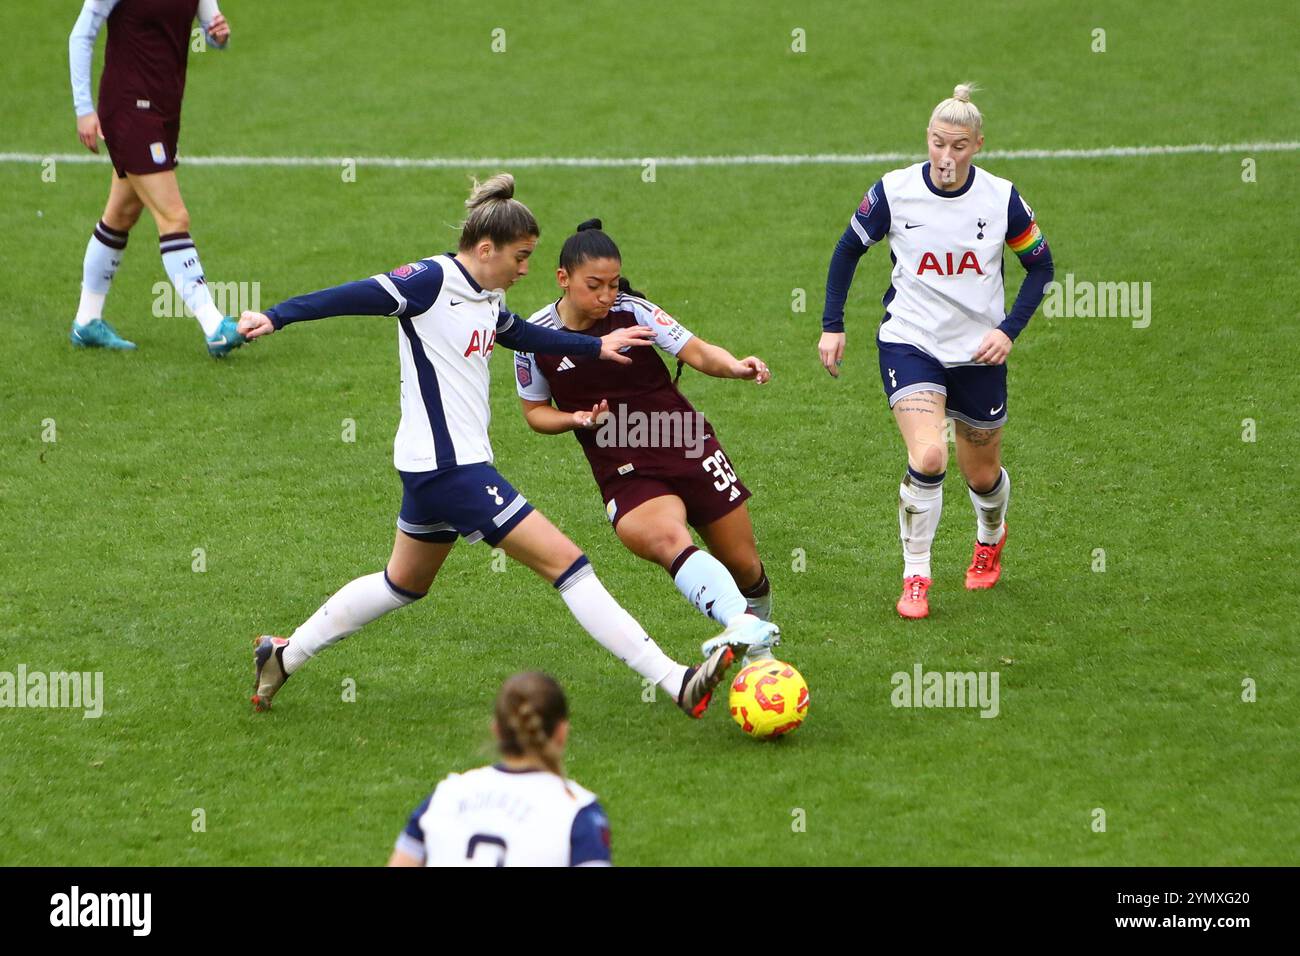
450, 299, 463, 306
904, 223, 924, 229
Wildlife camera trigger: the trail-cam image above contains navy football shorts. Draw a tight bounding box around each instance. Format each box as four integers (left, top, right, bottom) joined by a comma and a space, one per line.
396, 463, 534, 546
877, 338, 1008, 429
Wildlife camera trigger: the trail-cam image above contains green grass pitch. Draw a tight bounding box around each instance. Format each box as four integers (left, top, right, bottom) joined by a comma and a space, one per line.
0, 0, 1296, 865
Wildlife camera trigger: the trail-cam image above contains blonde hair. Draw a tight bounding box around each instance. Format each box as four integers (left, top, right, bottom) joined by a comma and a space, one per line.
459, 173, 540, 250
929, 83, 983, 135
495, 672, 567, 778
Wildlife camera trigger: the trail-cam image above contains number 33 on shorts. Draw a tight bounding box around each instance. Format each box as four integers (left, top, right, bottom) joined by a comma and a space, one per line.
702, 451, 738, 491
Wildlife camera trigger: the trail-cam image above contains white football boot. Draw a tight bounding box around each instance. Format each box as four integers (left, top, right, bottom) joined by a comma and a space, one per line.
701, 614, 781, 665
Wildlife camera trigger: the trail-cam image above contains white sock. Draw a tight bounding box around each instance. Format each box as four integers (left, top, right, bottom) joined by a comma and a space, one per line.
670, 546, 748, 627
555, 556, 684, 692
76, 221, 129, 325
969, 468, 1010, 545
75, 290, 107, 327
160, 232, 224, 336
282, 571, 421, 673
899, 467, 944, 579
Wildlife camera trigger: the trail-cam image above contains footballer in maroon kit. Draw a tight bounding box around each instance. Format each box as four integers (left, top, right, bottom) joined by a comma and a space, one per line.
67, 0, 245, 355
516, 221, 781, 660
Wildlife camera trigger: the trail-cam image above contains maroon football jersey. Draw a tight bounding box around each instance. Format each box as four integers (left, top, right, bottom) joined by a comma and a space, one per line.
99, 0, 200, 118
522, 297, 715, 488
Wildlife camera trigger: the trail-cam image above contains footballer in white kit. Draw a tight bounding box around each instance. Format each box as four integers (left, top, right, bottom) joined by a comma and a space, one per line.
819, 85, 1054, 619
395, 766, 611, 867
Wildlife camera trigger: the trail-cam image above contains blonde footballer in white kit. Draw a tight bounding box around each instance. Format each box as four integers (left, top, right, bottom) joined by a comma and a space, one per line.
819, 85, 1054, 619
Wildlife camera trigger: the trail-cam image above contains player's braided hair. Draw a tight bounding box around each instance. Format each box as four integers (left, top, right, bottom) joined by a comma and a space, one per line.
495, 671, 568, 778
561, 219, 684, 382
459, 173, 540, 250
929, 82, 983, 134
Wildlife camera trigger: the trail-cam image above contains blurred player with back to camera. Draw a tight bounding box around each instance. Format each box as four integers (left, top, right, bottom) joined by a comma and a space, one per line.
68, 0, 246, 356
239, 176, 736, 719
515, 219, 780, 662
388, 672, 611, 867
817, 84, 1054, 619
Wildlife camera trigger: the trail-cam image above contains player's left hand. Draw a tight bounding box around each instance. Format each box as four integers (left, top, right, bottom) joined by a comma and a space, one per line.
237, 310, 274, 339
207, 14, 230, 46
972, 330, 1012, 365
735, 356, 771, 384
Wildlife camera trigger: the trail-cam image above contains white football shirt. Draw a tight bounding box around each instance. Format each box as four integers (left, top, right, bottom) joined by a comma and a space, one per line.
853, 162, 1020, 365
396, 765, 611, 867
368, 254, 514, 473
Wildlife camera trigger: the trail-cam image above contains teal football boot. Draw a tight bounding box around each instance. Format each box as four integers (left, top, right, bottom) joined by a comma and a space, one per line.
206, 317, 246, 358
70, 318, 136, 351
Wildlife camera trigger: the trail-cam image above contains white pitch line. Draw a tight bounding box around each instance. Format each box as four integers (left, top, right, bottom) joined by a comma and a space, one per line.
0, 142, 1295, 170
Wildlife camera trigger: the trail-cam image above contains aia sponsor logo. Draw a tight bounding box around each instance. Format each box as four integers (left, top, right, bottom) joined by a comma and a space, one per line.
463, 328, 496, 358
917, 251, 984, 276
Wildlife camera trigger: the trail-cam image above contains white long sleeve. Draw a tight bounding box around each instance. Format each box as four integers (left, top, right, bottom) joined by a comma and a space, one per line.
69, 0, 119, 117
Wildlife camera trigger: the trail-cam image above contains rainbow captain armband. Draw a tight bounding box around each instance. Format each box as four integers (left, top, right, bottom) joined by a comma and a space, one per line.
1008, 221, 1046, 260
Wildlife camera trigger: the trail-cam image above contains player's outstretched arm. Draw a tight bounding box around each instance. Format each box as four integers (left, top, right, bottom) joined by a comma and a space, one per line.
677, 338, 770, 383
239, 276, 409, 341
496, 312, 655, 365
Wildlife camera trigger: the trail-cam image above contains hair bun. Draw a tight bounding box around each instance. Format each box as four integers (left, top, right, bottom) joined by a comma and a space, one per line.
465, 172, 516, 210
576, 218, 603, 232
952, 83, 977, 103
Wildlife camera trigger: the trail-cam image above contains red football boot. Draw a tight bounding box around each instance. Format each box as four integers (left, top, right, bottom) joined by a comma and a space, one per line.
896, 576, 931, 619
965, 524, 1007, 590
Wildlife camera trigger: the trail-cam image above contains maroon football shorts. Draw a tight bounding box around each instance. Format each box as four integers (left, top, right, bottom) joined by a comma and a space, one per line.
100, 105, 180, 179
600, 440, 751, 530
